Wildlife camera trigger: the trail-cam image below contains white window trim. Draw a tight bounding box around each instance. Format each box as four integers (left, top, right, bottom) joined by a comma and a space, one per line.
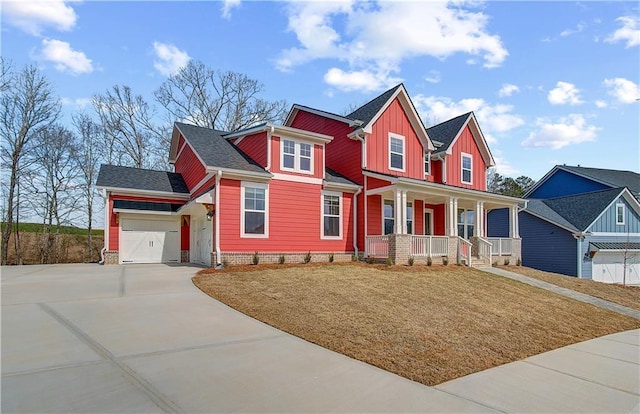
461, 152, 473, 185
424, 207, 434, 235
383, 199, 395, 235
240, 181, 269, 238
321, 190, 343, 240
616, 203, 625, 225
388, 133, 405, 172
424, 151, 431, 176
406, 201, 414, 235
280, 137, 314, 175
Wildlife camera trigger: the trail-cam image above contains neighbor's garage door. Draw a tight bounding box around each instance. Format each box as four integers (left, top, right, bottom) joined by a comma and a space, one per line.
120, 216, 180, 264
592, 252, 640, 284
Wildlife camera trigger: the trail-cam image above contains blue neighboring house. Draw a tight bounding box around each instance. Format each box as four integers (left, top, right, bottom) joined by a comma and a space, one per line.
488, 165, 640, 284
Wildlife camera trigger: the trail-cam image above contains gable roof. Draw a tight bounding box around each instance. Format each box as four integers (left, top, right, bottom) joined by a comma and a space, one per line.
325, 167, 359, 186
283, 104, 359, 127
346, 84, 404, 126
96, 164, 189, 195
428, 112, 495, 167
524, 187, 627, 232
173, 122, 268, 175
524, 165, 640, 198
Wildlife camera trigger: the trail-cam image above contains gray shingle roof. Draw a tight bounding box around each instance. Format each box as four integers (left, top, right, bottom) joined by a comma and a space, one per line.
525, 187, 623, 231
590, 241, 640, 251
428, 112, 471, 153
325, 168, 359, 186
346, 84, 403, 125
560, 165, 640, 195
96, 164, 189, 194
175, 122, 267, 174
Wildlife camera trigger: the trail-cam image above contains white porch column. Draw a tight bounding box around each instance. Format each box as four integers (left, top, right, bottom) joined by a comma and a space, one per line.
401, 190, 408, 234
509, 205, 519, 238
394, 190, 403, 234
475, 201, 484, 238
447, 197, 458, 236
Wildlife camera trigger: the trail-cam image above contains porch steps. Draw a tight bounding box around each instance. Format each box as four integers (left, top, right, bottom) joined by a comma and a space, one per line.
470, 258, 492, 268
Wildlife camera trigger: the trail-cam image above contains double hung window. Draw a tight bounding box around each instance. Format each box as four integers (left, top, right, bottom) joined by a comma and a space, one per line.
282, 138, 312, 174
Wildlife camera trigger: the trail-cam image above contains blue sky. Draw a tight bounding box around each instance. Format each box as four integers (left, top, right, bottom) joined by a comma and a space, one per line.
2, 0, 639, 181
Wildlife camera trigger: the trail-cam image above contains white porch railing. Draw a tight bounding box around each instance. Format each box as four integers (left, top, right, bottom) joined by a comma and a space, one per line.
488, 237, 512, 256
411, 236, 449, 257
476, 237, 492, 261
366, 235, 389, 257
458, 237, 472, 266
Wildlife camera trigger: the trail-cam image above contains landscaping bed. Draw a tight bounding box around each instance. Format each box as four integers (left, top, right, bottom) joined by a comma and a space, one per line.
193, 263, 640, 386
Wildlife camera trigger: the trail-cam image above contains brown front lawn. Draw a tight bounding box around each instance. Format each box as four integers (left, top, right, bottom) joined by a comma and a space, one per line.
193, 263, 640, 386
504, 266, 640, 311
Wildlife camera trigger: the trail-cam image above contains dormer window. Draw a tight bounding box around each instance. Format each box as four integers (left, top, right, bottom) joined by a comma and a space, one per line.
424, 151, 431, 175
281, 138, 313, 174
461, 153, 472, 184
616, 203, 625, 225
389, 133, 405, 172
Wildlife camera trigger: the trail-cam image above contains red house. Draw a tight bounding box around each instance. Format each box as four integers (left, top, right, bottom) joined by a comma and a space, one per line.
96, 84, 523, 266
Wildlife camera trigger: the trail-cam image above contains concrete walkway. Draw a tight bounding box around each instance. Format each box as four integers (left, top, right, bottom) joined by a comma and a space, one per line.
2, 264, 639, 413
479, 266, 640, 320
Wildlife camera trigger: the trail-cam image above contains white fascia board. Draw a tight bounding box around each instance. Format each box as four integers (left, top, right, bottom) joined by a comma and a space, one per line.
223, 123, 333, 144
205, 166, 272, 181
362, 170, 399, 184
395, 177, 523, 206
96, 186, 190, 200
113, 209, 176, 216
285, 104, 358, 127
323, 181, 361, 193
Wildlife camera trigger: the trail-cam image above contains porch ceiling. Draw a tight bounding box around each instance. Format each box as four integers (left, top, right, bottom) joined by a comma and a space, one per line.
367, 188, 522, 210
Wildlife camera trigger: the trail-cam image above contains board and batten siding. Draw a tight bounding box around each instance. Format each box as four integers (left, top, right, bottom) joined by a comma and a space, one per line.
589, 196, 640, 233
528, 169, 610, 199
234, 132, 267, 168
366, 98, 429, 180
289, 110, 363, 184
519, 211, 577, 276
579, 234, 640, 280
173, 140, 207, 191
445, 125, 487, 190
218, 178, 354, 253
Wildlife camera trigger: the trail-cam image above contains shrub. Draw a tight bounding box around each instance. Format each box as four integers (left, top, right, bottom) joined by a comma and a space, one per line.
351, 253, 358, 262
252, 251, 259, 265
303, 251, 312, 264
367, 256, 375, 264
328, 252, 334, 263
386, 257, 393, 266
278, 254, 285, 264
222, 259, 229, 268
408, 256, 414, 266
504, 258, 510, 266
516, 257, 522, 266
492, 260, 498, 267
426, 256, 432, 266
442, 256, 449, 266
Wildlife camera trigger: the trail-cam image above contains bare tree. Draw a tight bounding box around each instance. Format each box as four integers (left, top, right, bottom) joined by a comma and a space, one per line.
154, 61, 288, 132
0, 64, 60, 265
27, 125, 80, 263
92, 85, 165, 169
72, 112, 103, 262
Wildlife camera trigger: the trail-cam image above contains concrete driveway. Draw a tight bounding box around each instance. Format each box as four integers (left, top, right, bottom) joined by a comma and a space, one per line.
2, 264, 638, 413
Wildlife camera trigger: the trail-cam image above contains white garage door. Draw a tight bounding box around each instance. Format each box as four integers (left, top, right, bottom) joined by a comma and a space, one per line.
120, 216, 180, 264
592, 252, 640, 285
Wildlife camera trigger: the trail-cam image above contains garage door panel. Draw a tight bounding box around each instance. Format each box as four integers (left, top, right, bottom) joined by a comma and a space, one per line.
120, 216, 180, 264
593, 253, 640, 285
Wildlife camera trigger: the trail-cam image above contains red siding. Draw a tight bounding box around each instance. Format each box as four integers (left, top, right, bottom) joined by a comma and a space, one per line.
270, 136, 324, 179
367, 176, 392, 190
432, 159, 443, 183
235, 132, 267, 168
446, 125, 487, 190
425, 203, 446, 236
290, 110, 363, 184
173, 138, 207, 191
367, 195, 382, 235
414, 200, 423, 235
366, 98, 427, 180
218, 178, 354, 253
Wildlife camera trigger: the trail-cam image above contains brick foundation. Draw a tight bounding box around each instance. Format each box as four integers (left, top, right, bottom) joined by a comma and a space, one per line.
181, 250, 189, 263
220, 252, 356, 266
103, 251, 119, 265
389, 234, 411, 265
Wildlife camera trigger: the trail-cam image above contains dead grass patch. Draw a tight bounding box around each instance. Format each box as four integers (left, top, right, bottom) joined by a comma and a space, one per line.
503, 266, 640, 311
193, 264, 639, 386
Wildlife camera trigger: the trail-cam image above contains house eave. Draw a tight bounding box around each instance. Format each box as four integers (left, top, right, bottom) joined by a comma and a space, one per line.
224, 123, 334, 144
96, 186, 190, 200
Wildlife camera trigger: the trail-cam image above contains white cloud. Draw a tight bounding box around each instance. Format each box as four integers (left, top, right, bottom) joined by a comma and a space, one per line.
1, 0, 78, 36
522, 114, 598, 149
492, 149, 520, 176
277, 1, 508, 91
425, 70, 441, 84
560, 22, 585, 37
414, 95, 525, 145
153, 42, 191, 77
595, 100, 608, 108
40, 39, 93, 74
603, 77, 639, 104
221, 0, 240, 19
498, 83, 519, 97
605, 16, 640, 48
61, 97, 91, 109
323, 67, 402, 93
547, 81, 584, 105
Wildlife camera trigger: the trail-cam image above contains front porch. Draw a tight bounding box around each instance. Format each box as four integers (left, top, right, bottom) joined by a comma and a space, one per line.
363, 173, 523, 266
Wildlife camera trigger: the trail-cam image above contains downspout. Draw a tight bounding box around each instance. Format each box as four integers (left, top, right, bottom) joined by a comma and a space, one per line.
572, 231, 589, 279
353, 186, 362, 257
99, 189, 109, 264
215, 170, 222, 266
265, 125, 274, 171
353, 129, 366, 169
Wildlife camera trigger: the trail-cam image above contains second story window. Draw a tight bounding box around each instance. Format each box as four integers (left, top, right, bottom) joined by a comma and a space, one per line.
424, 151, 431, 175
616, 203, 625, 225
281, 138, 313, 174
461, 153, 472, 184
388, 133, 405, 172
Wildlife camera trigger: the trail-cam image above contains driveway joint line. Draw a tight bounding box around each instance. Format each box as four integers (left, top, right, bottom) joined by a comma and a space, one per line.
37, 303, 182, 414
523, 360, 640, 396
432, 387, 508, 413
564, 343, 640, 365
119, 266, 126, 297
1, 360, 106, 378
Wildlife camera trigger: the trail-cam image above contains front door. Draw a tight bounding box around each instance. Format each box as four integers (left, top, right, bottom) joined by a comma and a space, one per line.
192, 217, 212, 266
424, 209, 433, 235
